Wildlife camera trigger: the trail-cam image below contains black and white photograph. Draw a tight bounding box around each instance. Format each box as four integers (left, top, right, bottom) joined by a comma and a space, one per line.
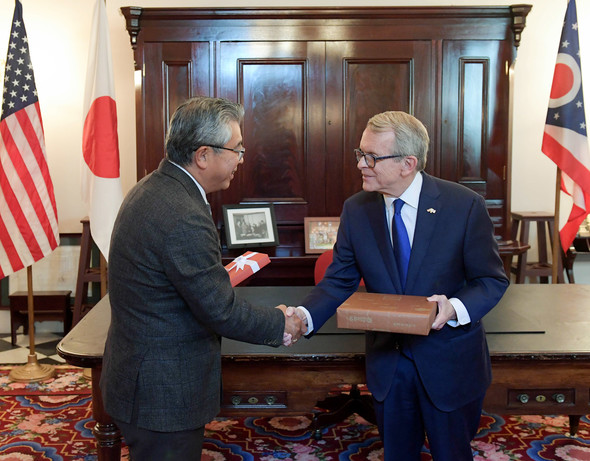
223, 204, 279, 249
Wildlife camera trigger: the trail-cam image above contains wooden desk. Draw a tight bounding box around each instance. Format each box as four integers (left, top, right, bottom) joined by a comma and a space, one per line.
57, 284, 590, 460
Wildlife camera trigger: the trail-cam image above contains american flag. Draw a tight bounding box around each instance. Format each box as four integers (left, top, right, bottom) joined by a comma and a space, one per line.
0, 0, 59, 278
542, 0, 590, 253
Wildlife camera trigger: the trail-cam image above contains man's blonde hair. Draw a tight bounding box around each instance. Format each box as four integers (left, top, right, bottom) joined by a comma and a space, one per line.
367, 111, 429, 171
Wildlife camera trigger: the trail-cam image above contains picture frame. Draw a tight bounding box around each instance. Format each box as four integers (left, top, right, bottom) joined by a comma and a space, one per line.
304, 217, 340, 254
223, 203, 279, 249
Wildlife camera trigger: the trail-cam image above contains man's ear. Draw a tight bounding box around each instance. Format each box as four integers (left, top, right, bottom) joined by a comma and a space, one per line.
193, 146, 209, 169
401, 155, 418, 175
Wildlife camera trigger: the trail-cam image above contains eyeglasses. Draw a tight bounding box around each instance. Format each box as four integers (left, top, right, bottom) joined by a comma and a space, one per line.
354, 148, 402, 169
207, 145, 245, 162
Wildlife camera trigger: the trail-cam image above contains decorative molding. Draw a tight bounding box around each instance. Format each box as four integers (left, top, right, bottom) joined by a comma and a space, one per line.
510, 4, 533, 48
121, 7, 142, 51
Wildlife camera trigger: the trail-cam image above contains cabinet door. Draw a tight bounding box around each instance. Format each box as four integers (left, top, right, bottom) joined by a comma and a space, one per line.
216, 41, 326, 228
325, 41, 434, 214
441, 40, 511, 236
140, 42, 211, 179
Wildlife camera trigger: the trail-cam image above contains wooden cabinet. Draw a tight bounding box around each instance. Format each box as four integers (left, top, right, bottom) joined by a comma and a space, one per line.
122, 6, 531, 277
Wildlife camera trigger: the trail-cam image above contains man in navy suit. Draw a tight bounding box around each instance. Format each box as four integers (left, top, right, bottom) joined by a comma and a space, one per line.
296, 111, 509, 460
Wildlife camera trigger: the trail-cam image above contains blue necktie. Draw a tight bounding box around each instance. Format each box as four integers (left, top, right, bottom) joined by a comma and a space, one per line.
392, 199, 411, 291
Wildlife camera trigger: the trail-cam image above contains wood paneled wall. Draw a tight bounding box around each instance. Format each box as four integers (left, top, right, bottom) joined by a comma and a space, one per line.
122, 6, 530, 282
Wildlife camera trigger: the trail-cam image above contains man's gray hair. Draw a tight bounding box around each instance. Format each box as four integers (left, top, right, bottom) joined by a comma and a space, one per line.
367, 111, 429, 171
165, 96, 245, 166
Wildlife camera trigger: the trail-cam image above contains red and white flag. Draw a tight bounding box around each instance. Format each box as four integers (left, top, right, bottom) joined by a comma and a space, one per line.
542, 0, 590, 253
81, 0, 123, 260
0, 0, 59, 279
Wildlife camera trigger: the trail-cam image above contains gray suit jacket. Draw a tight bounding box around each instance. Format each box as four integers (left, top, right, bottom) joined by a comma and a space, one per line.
101, 159, 284, 431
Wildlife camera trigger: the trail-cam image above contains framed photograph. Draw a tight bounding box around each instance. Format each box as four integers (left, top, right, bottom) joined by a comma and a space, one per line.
304, 217, 340, 254
223, 204, 279, 249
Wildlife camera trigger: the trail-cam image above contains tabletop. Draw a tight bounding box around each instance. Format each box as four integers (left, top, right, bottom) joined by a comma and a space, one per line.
57, 284, 590, 365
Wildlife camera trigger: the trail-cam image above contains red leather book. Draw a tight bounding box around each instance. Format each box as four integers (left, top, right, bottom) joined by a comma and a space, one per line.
225, 251, 271, 287
337, 292, 437, 336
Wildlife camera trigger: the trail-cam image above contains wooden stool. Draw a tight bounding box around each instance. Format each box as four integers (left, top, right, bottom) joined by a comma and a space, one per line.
510, 211, 564, 283
9, 290, 72, 346
72, 218, 103, 327
498, 240, 530, 277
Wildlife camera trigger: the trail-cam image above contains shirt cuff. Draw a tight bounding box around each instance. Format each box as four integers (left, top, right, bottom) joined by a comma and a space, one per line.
297, 305, 314, 335
447, 297, 471, 327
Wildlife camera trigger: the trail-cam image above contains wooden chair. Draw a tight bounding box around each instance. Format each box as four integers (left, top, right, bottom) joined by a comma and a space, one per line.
72, 218, 106, 327
314, 249, 365, 286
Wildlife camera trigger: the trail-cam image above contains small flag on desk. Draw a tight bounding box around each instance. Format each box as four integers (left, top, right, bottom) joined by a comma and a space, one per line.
0, 0, 59, 279
542, 0, 590, 252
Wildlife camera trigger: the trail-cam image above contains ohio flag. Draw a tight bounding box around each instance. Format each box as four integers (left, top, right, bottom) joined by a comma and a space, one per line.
542, 0, 590, 253
81, 0, 123, 260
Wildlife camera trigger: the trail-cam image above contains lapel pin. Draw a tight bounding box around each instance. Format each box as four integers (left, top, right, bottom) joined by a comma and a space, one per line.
427, 208, 436, 214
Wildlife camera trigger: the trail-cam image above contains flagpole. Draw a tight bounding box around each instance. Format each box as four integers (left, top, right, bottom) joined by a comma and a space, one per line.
552, 168, 561, 284
9, 266, 56, 382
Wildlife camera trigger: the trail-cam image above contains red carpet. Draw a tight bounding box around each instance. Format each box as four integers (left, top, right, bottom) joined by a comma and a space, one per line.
1, 366, 590, 460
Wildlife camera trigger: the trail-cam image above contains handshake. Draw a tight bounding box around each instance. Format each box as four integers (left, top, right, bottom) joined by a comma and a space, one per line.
276, 305, 308, 346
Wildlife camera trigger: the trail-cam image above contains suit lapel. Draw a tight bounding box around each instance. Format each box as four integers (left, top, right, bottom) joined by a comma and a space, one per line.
405, 173, 441, 294
365, 193, 402, 292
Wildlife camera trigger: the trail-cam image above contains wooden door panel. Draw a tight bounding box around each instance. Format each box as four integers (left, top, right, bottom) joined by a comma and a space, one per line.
215, 42, 326, 226
442, 40, 511, 235
141, 41, 211, 178
325, 41, 434, 214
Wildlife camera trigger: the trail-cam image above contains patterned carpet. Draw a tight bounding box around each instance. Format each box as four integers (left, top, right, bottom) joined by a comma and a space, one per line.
0, 366, 590, 460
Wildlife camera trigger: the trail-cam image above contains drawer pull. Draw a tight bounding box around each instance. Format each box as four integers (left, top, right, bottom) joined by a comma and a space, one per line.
265, 396, 277, 405
553, 393, 565, 403
517, 393, 529, 404
231, 396, 242, 405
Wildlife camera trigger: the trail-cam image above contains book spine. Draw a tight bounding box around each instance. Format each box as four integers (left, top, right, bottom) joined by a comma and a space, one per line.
337, 309, 430, 335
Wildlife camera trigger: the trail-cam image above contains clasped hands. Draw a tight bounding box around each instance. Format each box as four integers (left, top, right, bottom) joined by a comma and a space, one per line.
275, 305, 308, 346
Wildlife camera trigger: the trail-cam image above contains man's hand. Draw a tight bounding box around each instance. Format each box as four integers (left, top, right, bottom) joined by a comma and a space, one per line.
275, 305, 305, 346
428, 294, 457, 330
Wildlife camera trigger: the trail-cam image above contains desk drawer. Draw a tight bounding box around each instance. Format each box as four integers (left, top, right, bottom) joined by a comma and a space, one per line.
222, 390, 287, 410
507, 388, 575, 409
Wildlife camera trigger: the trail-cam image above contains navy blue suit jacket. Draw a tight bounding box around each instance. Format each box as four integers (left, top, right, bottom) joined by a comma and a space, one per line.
302, 173, 509, 412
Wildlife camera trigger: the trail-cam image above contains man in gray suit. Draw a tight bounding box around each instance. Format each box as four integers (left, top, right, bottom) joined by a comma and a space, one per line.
101, 96, 304, 460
